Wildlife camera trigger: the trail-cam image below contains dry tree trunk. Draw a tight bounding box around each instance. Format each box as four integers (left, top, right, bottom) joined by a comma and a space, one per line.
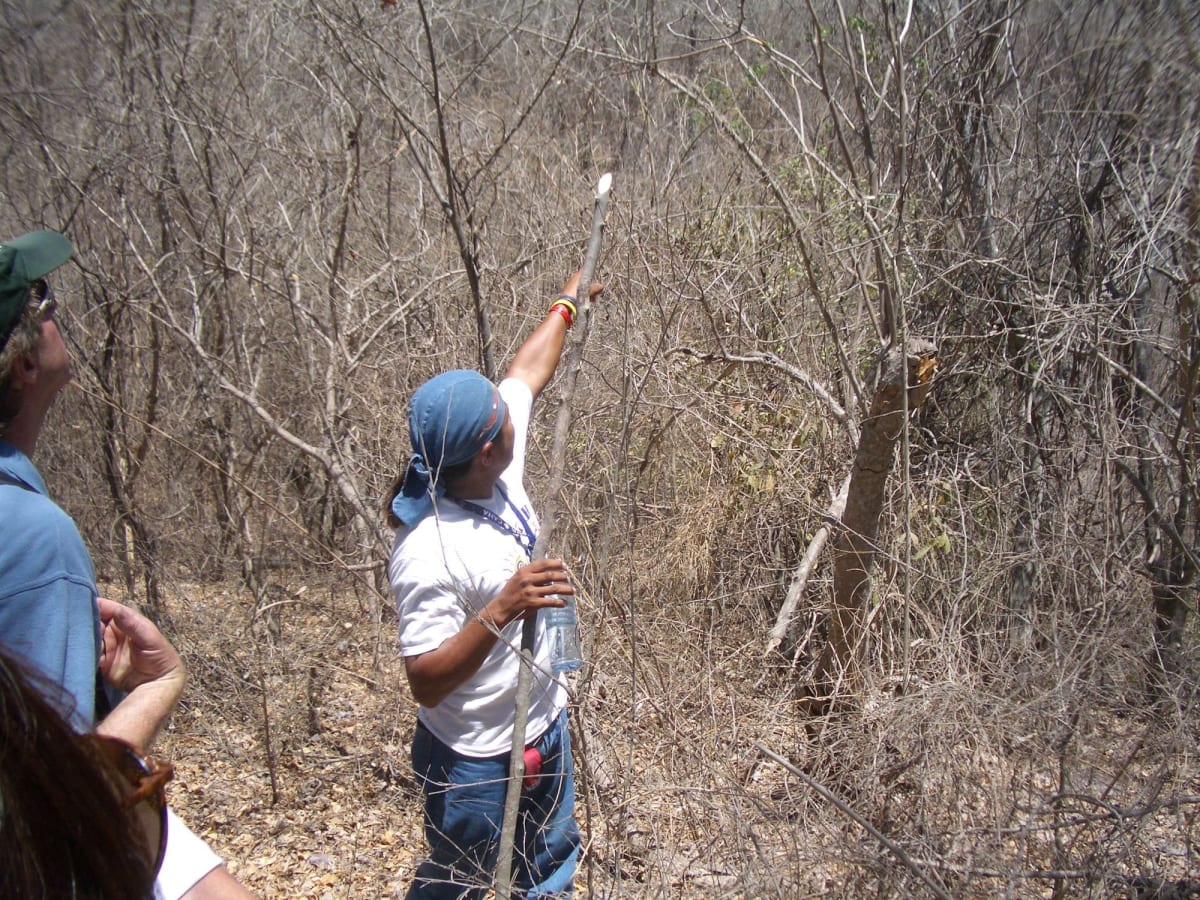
809, 338, 937, 711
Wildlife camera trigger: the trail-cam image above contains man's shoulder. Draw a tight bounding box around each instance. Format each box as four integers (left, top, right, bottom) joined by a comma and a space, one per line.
0, 480, 75, 534
498, 377, 533, 411
0, 496, 92, 599
0, 442, 48, 493
391, 506, 525, 583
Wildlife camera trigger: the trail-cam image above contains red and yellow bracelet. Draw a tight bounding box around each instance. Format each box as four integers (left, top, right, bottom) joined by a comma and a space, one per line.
549, 294, 577, 327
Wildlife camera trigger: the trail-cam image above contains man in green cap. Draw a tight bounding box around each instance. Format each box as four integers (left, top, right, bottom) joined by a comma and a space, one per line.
0, 230, 72, 340
0, 230, 255, 899
0, 231, 75, 424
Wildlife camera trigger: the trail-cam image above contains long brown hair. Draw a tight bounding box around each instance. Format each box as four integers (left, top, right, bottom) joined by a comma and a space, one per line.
0, 650, 157, 899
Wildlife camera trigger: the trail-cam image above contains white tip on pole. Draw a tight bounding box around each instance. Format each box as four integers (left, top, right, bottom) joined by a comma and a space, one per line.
597, 172, 612, 198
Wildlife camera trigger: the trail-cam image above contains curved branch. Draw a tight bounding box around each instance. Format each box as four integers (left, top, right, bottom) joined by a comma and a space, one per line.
671, 345, 860, 445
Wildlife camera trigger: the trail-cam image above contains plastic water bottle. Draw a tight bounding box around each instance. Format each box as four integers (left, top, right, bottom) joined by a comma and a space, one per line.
546, 594, 583, 672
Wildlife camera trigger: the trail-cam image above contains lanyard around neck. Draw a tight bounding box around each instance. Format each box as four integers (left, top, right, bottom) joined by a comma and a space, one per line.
451, 486, 537, 557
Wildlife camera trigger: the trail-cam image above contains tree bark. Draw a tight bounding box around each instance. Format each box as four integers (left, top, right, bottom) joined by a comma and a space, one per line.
810, 338, 937, 709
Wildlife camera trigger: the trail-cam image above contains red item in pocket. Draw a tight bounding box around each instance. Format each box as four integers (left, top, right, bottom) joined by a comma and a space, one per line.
522, 747, 543, 790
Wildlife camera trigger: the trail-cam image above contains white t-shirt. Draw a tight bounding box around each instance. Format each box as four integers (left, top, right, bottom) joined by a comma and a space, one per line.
154, 809, 222, 899
389, 377, 567, 757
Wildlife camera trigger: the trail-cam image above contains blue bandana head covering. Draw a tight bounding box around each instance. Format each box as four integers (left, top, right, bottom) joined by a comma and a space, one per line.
390, 369, 507, 528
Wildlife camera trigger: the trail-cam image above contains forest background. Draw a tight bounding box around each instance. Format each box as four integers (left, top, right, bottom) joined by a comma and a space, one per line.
2, 0, 1198, 896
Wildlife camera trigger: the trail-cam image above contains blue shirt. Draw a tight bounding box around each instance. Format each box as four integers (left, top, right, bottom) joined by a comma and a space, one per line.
0, 439, 101, 729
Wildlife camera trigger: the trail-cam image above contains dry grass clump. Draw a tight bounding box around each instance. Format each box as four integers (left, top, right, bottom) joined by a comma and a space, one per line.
573, 525, 1200, 898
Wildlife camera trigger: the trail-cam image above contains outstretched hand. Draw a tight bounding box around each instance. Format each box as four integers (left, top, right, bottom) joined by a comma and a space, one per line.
561, 270, 603, 305
97, 597, 185, 694
506, 269, 604, 398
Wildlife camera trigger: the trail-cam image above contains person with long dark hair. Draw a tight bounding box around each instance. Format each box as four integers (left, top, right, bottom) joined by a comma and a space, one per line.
0, 648, 172, 898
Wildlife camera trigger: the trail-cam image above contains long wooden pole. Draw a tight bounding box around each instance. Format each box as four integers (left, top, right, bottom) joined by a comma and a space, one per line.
494, 173, 612, 898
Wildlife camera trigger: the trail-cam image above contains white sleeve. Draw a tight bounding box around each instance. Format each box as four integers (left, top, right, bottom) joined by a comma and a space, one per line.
498, 377, 533, 486
153, 808, 223, 900
390, 524, 472, 658
397, 575, 469, 658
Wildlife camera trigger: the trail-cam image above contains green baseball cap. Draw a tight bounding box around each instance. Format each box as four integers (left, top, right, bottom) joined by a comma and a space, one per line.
0, 230, 74, 348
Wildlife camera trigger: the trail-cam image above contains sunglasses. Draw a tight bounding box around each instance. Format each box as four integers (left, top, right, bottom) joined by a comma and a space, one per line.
30, 278, 57, 320
80, 733, 175, 876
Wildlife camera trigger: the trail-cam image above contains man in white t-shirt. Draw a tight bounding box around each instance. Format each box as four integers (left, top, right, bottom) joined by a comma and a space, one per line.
388, 271, 600, 898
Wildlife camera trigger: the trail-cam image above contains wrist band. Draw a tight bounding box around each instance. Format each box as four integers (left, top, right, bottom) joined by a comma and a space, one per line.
549, 295, 577, 327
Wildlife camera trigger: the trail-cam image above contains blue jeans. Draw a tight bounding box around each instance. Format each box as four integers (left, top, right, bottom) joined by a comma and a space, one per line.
407, 711, 579, 899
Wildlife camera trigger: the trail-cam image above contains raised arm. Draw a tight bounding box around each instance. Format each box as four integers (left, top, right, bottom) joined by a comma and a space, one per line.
92, 597, 186, 752
505, 271, 603, 400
